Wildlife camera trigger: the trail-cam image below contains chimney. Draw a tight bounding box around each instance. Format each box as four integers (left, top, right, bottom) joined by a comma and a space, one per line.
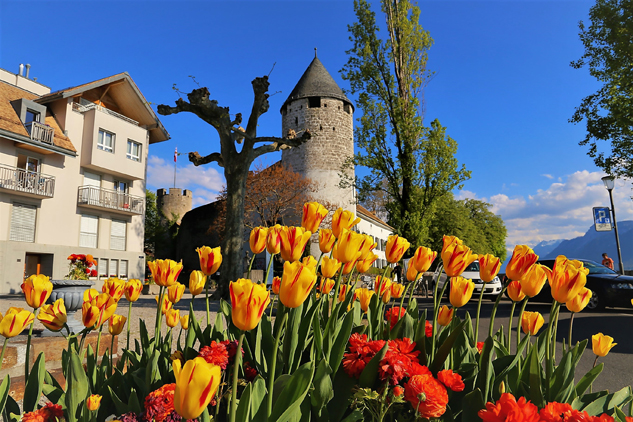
18, 64, 24, 76
25, 64, 31, 79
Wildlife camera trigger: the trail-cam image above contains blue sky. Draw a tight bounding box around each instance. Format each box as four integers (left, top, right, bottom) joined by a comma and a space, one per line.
2, 0, 632, 251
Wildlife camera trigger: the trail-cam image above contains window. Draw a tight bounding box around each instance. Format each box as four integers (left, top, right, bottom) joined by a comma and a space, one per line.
120, 260, 128, 278
79, 215, 98, 248
114, 181, 128, 193
97, 129, 115, 152
110, 220, 126, 251
126, 140, 141, 162
10, 203, 36, 242
308, 97, 321, 108
109, 259, 119, 277
99, 259, 109, 278
25, 109, 40, 124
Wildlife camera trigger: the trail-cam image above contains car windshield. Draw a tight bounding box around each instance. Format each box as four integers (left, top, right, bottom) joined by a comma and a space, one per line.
581, 260, 617, 275
465, 262, 480, 272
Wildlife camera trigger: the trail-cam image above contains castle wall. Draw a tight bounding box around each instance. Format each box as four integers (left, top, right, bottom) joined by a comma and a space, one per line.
157, 188, 192, 225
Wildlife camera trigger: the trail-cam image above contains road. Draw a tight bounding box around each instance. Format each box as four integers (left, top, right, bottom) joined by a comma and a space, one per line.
413, 294, 633, 394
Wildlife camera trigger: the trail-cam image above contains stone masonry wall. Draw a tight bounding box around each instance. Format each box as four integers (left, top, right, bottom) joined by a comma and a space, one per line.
157, 188, 193, 225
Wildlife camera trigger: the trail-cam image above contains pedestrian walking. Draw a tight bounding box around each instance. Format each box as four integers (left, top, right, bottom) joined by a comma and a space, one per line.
601, 253, 614, 270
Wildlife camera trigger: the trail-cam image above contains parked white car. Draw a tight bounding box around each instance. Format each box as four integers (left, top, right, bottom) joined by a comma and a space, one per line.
435, 261, 503, 300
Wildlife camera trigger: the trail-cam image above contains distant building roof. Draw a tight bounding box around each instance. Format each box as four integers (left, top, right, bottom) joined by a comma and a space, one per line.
281, 56, 353, 111
357, 204, 393, 231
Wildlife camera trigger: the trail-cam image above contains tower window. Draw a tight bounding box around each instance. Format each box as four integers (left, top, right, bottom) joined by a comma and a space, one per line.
308, 97, 321, 108
344, 104, 351, 114
281, 105, 287, 116
295, 117, 298, 126
333, 127, 336, 131
320, 125, 322, 131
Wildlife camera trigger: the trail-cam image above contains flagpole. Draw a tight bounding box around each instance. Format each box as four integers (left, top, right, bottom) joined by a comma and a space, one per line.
174, 147, 177, 188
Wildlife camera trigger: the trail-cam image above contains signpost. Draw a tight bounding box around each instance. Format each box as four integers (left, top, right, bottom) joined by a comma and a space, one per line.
593, 207, 612, 232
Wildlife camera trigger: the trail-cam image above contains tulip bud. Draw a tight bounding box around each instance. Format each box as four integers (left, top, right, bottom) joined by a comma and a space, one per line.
165, 309, 180, 328
375, 276, 392, 298
124, 279, 143, 302
338, 284, 349, 302
381, 288, 392, 304
437, 305, 454, 326
196, 247, 222, 277
592, 333, 617, 357
279, 226, 312, 262
499, 381, 506, 394
189, 271, 206, 297
229, 279, 270, 331
319, 277, 335, 295
507, 281, 526, 302
519, 263, 550, 298
280, 261, 317, 308
249, 227, 268, 254
108, 314, 127, 336
412, 246, 437, 273
505, 245, 538, 281
406, 261, 419, 282
21, 274, 53, 309
449, 276, 475, 308
321, 255, 342, 278
319, 229, 336, 254
180, 315, 189, 330
86, 394, 102, 411
266, 225, 282, 255
478, 254, 501, 283
331, 208, 360, 238
272, 276, 281, 295
385, 235, 410, 264
102, 277, 125, 302
354, 288, 375, 313
549, 256, 588, 303
566, 287, 592, 313
0, 308, 35, 338
521, 311, 544, 335
148, 259, 184, 286
337, 229, 364, 264
441, 236, 478, 277
167, 282, 186, 304
301, 201, 328, 233
173, 357, 221, 420
37, 299, 67, 332
390, 283, 405, 299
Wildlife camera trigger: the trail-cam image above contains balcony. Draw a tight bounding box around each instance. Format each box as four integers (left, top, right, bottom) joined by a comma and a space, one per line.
0, 164, 55, 198
72, 99, 139, 126
25, 121, 55, 145
77, 186, 143, 215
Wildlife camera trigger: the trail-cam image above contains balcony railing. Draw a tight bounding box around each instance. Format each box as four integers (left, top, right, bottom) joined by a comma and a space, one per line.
0, 164, 55, 197
77, 186, 143, 214
72, 99, 139, 126
25, 121, 54, 145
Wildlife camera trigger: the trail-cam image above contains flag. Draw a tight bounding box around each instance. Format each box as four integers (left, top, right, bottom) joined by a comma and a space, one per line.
174, 147, 178, 163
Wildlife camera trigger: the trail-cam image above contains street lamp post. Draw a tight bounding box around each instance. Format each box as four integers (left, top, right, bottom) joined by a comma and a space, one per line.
601, 176, 625, 275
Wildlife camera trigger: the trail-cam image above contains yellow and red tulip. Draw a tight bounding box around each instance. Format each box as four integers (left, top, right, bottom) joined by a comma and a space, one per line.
37, 299, 67, 332
519, 263, 551, 298
354, 288, 375, 312
342, 257, 360, 275
86, 394, 102, 411
124, 279, 143, 302
521, 311, 545, 335
83, 288, 99, 303
412, 246, 437, 273
437, 305, 454, 326
279, 261, 318, 308
375, 276, 392, 298
338, 284, 349, 302
173, 357, 221, 420
249, 227, 268, 254
507, 281, 526, 302
302, 201, 328, 233
441, 236, 478, 277
189, 271, 206, 296
21, 274, 53, 309
356, 253, 378, 273
331, 208, 361, 238
319, 277, 335, 295
406, 261, 419, 282
449, 276, 475, 308
505, 245, 538, 281
82, 293, 117, 328
302, 255, 318, 271
592, 333, 617, 357
566, 287, 592, 313
321, 256, 342, 278
196, 246, 222, 277
180, 315, 189, 330
229, 278, 270, 331
336, 229, 364, 264
155, 294, 173, 314
102, 278, 125, 302
390, 283, 405, 299
108, 314, 127, 336
266, 225, 282, 255
478, 254, 501, 283
165, 308, 180, 328
0, 308, 35, 338
272, 276, 281, 295
148, 259, 184, 287
319, 229, 336, 254
167, 282, 186, 304
549, 256, 589, 304
279, 226, 312, 262
385, 235, 410, 264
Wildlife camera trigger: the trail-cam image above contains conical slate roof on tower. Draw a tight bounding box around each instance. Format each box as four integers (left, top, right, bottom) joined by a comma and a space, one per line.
281, 56, 353, 111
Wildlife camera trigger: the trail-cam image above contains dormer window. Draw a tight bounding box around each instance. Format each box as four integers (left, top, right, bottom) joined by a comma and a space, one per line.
10, 98, 53, 144
25, 109, 40, 125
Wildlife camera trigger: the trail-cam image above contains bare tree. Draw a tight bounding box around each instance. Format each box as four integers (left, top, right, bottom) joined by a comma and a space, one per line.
157, 76, 310, 298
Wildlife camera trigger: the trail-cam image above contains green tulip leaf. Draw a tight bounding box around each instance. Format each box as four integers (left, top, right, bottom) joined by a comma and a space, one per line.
269, 361, 315, 422
359, 343, 389, 388
580, 386, 633, 415
575, 363, 604, 397
65, 349, 89, 422
311, 359, 334, 412
462, 388, 485, 422
23, 352, 46, 413
430, 320, 467, 375
329, 311, 355, 375
0, 375, 10, 416
328, 365, 360, 422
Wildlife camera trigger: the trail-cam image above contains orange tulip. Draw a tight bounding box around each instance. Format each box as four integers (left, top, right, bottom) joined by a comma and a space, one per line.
437, 305, 454, 326
102, 278, 125, 302
37, 298, 67, 332
337, 229, 364, 264
449, 276, 475, 308
321, 256, 342, 278
478, 254, 501, 283
441, 236, 478, 277
180, 315, 189, 330
519, 263, 551, 298
167, 282, 186, 304
505, 245, 538, 281
165, 308, 180, 328
302, 201, 328, 233
566, 287, 592, 313
272, 276, 281, 295
592, 333, 616, 357
249, 227, 268, 254
302, 255, 318, 271
86, 394, 102, 411
148, 259, 184, 287
338, 284, 349, 302
189, 271, 206, 296
21, 274, 53, 309
279, 226, 312, 262
381, 289, 392, 304
375, 276, 392, 298
358, 234, 377, 260
108, 314, 127, 336
385, 235, 410, 264
507, 281, 526, 302
0, 308, 35, 338
319, 229, 336, 253
521, 311, 544, 335
390, 283, 405, 299
173, 357, 221, 420
229, 278, 270, 331
155, 294, 173, 314
331, 208, 360, 238
124, 279, 143, 302
319, 277, 335, 295
356, 253, 378, 273
279, 261, 318, 308
266, 225, 282, 255
549, 256, 589, 304
412, 246, 437, 273
196, 247, 222, 277
406, 261, 419, 282
342, 257, 360, 275
82, 293, 117, 328
354, 288, 375, 312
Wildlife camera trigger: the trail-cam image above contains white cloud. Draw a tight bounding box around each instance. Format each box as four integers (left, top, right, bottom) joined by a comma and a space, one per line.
484, 170, 633, 248
147, 155, 224, 208
542, 174, 554, 179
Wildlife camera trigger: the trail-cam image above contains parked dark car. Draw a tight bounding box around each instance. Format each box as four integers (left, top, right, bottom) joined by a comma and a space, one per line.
533, 259, 633, 310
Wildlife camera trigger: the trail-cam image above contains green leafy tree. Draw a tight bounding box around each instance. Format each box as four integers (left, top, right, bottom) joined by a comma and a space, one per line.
341, 0, 470, 247
144, 189, 161, 253
571, 0, 633, 178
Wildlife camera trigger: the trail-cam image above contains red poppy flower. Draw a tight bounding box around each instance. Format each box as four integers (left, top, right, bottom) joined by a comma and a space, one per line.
425, 320, 433, 337
593, 415, 614, 422
393, 386, 404, 397
438, 369, 465, 392
199, 341, 229, 370
479, 393, 540, 422
539, 402, 593, 422
143, 383, 176, 422
221, 339, 243, 364
385, 307, 406, 329
476, 341, 484, 353
244, 361, 258, 382
404, 374, 449, 419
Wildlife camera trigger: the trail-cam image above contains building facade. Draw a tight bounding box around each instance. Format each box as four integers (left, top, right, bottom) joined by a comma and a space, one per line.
0, 67, 169, 293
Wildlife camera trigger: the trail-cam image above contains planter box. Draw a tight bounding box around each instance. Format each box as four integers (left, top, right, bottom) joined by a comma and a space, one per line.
142, 284, 161, 295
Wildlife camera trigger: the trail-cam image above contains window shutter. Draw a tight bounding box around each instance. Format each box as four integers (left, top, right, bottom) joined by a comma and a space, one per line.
110, 220, 126, 251
79, 215, 98, 248
10, 203, 36, 242
99, 259, 109, 277
109, 259, 119, 277
120, 260, 128, 278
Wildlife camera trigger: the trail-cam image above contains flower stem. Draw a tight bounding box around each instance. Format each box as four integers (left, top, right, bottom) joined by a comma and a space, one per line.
264, 252, 276, 285
516, 297, 529, 354
488, 281, 507, 338
154, 286, 164, 345
25, 309, 37, 381
568, 313, 575, 350
126, 301, 132, 352
230, 332, 245, 422
96, 324, 104, 362
110, 334, 115, 375
507, 301, 516, 352
0, 338, 8, 372
205, 276, 210, 327
247, 253, 256, 279
267, 310, 288, 418
474, 286, 485, 345
545, 301, 559, 397
331, 270, 344, 319
430, 264, 445, 363
552, 304, 561, 361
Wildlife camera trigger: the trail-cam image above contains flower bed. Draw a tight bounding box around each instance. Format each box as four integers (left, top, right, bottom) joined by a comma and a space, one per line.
0, 202, 631, 421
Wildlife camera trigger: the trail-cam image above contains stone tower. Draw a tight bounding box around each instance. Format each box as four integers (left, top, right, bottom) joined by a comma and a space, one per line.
156, 188, 193, 226
281, 55, 355, 212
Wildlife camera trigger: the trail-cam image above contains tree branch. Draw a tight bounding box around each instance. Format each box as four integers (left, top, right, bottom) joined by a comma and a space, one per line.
157, 88, 232, 130
252, 130, 311, 158
189, 151, 224, 167
244, 76, 271, 144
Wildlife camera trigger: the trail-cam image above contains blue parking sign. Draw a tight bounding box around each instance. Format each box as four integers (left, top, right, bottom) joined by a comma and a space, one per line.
593, 207, 612, 232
